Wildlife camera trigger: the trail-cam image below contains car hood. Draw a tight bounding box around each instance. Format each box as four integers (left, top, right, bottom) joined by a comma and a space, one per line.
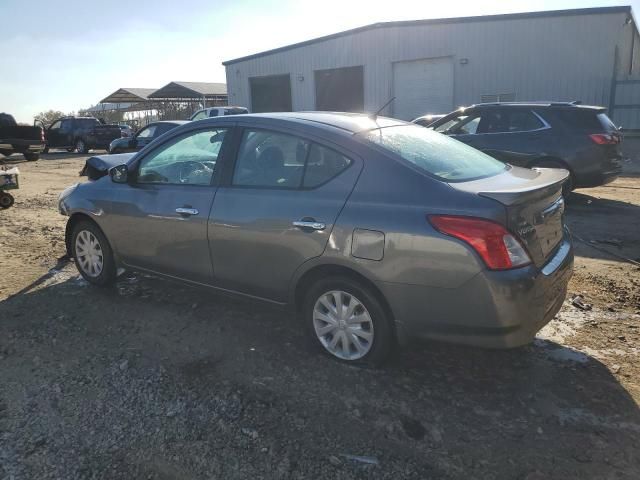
80, 153, 136, 180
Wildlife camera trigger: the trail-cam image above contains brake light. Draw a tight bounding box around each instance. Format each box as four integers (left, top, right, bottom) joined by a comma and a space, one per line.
428, 215, 531, 270
589, 133, 620, 145
40, 128, 45, 142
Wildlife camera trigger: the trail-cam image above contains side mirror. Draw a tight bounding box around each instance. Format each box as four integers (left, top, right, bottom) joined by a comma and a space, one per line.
110, 164, 129, 183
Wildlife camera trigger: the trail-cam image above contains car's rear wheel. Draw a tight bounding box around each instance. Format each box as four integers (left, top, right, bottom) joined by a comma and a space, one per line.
302, 276, 394, 366
75, 139, 88, 154
0, 192, 14, 209
71, 221, 116, 286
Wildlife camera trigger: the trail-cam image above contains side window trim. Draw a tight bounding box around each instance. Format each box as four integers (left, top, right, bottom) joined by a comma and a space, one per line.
474, 109, 551, 136
132, 124, 235, 187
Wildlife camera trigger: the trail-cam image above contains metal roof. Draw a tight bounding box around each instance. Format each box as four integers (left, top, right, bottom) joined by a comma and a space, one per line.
148, 81, 227, 99
100, 88, 158, 104
223, 6, 633, 66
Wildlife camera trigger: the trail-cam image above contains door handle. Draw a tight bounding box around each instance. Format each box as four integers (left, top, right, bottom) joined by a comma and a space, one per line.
293, 220, 326, 231
176, 207, 199, 216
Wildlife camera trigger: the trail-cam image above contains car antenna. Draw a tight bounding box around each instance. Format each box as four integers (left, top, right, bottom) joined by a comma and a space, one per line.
369, 97, 395, 120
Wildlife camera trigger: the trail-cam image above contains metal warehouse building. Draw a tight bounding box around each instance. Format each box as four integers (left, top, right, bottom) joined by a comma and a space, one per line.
223, 6, 640, 126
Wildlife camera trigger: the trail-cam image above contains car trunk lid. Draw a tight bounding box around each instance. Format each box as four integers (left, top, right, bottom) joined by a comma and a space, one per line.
450, 166, 568, 267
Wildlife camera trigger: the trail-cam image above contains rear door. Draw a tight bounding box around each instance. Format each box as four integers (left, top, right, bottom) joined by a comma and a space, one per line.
108, 125, 231, 283
208, 126, 361, 302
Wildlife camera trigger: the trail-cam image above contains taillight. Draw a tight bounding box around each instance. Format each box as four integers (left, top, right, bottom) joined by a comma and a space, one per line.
40, 128, 45, 142
589, 133, 620, 145
428, 215, 531, 270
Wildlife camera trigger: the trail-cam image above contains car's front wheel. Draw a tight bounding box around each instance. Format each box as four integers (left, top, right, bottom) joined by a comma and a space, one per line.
303, 276, 394, 366
71, 221, 116, 286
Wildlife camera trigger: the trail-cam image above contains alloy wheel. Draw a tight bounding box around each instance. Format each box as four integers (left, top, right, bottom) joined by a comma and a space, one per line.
313, 290, 374, 360
75, 230, 104, 277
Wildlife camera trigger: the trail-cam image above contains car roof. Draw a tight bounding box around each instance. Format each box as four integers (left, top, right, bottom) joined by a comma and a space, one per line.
148, 120, 189, 126
468, 102, 605, 110
231, 112, 407, 133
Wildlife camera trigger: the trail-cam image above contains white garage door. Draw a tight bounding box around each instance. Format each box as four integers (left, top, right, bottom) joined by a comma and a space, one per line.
392, 57, 454, 121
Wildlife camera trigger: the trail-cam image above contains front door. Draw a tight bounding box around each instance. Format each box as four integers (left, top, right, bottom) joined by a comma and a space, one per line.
132, 124, 158, 151
208, 127, 360, 302
46, 120, 63, 148
108, 126, 231, 284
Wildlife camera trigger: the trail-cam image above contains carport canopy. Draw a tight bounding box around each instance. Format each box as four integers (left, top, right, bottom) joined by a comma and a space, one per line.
100, 87, 158, 104
148, 81, 227, 101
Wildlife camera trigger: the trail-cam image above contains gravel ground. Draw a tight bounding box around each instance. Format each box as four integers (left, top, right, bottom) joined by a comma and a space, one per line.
0, 152, 639, 479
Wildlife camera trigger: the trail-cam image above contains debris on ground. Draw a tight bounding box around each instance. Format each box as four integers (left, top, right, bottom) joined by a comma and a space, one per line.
571, 295, 593, 311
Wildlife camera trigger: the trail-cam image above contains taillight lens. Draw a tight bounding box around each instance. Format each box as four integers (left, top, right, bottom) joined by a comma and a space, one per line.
589, 133, 620, 145
40, 128, 45, 142
428, 215, 531, 270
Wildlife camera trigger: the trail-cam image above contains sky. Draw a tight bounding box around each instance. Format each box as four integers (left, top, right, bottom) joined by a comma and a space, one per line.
1, 0, 638, 123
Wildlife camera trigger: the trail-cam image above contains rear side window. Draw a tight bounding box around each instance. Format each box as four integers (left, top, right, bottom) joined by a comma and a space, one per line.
551, 109, 605, 131
359, 125, 507, 182
78, 119, 99, 128
232, 129, 352, 188
233, 130, 309, 188
597, 113, 618, 132
477, 110, 543, 133
304, 144, 352, 187
209, 109, 219, 117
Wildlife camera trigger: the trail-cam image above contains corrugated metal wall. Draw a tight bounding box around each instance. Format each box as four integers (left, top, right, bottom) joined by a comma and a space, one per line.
225, 11, 633, 119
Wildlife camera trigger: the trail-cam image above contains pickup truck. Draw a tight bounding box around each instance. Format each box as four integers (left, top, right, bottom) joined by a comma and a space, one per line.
0, 113, 45, 161
42, 117, 122, 154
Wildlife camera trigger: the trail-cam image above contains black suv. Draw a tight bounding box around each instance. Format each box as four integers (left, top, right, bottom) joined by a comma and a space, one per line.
42, 117, 122, 154
418, 102, 623, 191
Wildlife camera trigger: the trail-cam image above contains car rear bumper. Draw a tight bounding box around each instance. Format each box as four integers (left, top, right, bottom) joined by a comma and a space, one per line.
379, 234, 574, 348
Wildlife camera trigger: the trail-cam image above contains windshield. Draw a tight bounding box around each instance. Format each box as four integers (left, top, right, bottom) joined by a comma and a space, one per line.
359, 125, 507, 182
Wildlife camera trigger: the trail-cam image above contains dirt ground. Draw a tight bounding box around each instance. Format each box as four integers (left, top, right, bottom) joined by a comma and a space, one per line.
1, 151, 639, 479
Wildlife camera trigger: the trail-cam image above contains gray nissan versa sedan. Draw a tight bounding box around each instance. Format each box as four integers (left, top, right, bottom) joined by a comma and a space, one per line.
58, 112, 574, 365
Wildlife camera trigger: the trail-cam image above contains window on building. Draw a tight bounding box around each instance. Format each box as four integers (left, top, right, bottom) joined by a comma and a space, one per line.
481, 93, 516, 103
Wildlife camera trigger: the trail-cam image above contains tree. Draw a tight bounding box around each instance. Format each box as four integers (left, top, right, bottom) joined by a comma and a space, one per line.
33, 110, 72, 127
78, 105, 124, 124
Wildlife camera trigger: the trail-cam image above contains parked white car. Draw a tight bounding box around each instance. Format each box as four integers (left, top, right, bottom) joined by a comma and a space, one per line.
190, 106, 248, 121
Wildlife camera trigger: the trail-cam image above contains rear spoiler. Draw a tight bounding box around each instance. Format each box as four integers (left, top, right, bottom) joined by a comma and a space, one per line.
451, 167, 569, 206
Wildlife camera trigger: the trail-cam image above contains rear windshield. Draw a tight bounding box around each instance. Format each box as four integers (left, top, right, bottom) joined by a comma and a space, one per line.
358, 125, 507, 182
550, 108, 615, 131
597, 113, 618, 132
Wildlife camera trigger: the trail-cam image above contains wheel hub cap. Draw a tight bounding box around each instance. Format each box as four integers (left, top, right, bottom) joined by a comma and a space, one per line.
75, 230, 103, 277
313, 290, 374, 361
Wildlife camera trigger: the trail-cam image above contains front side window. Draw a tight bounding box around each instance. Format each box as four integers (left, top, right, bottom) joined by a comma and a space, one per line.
50, 121, 62, 129
137, 128, 227, 185
191, 111, 207, 121
435, 115, 479, 135
359, 125, 507, 182
137, 125, 157, 138
208, 109, 219, 117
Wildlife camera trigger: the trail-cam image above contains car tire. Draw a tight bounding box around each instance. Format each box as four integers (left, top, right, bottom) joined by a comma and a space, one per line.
531, 159, 573, 196
23, 152, 39, 161
71, 221, 117, 286
75, 139, 89, 154
0, 192, 14, 209
302, 275, 394, 366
